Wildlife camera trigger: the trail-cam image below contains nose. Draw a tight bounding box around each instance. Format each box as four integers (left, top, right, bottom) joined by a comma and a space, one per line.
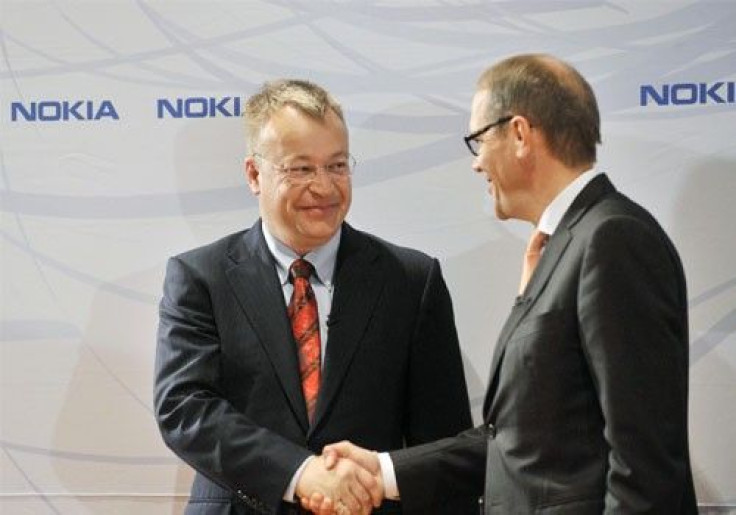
307, 167, 337, 193
471, 155, 484, 174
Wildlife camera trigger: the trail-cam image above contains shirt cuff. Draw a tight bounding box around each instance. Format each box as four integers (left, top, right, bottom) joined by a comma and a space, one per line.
284, 456, 314, 501
377, 452, 400, 500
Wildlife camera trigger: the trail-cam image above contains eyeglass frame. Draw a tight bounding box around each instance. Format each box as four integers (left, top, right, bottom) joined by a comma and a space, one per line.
463, 115, 513, 156
252, 153, 356, 183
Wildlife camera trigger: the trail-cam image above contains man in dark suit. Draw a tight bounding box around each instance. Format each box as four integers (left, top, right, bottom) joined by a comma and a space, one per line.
310, 54, 698, 513
154, 79, 473, 514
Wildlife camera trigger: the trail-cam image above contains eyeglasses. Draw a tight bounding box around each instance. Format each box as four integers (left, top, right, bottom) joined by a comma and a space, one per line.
254, 154, 356, 183
463, 115, 513, 156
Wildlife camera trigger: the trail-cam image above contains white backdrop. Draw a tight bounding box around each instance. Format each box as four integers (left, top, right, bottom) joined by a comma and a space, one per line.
2, 1, 735, 513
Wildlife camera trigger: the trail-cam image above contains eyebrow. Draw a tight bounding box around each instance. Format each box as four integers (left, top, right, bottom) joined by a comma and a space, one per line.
286, 151, 349, 161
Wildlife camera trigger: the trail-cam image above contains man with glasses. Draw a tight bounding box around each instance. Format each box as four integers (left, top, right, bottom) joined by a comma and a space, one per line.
309, 54, 697, 514
154, 79, 474, 514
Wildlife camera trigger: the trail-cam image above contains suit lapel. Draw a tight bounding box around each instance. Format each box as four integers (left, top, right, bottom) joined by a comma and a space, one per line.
483, 174, 616, 417
310, 224, 384, 432
225, 221, 309, 431
484, 230, 572, 408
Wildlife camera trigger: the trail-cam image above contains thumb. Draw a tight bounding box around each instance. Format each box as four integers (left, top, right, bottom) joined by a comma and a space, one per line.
322, 440, 353, 462
321, 448, 340, 470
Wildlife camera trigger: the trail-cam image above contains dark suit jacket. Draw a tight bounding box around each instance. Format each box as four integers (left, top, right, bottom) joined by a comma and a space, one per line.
154, 221, 473, 514
391, 174, 698, 514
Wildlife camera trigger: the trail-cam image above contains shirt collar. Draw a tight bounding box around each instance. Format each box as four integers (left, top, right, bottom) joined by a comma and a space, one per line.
262, 221, 341, 288
537, 167, 602, 236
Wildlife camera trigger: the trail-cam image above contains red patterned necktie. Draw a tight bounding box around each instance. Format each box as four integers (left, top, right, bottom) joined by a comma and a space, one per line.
518, 229, 549, 295
287, 259, 321, 423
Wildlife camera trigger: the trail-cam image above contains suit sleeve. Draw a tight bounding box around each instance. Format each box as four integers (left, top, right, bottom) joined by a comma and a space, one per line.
404, 258, 473, 443
578, 216, 691, 512
391, 425, 487, 513
395, 258, 481, 512
154, 257, 311, 511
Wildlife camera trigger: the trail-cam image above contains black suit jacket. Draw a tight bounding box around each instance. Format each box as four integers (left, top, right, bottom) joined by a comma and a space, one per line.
392, 174, 698, 514
154, 221, 473, 514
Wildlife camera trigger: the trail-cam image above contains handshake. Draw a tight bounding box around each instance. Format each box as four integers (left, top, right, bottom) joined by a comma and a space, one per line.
295, 441, 387, 515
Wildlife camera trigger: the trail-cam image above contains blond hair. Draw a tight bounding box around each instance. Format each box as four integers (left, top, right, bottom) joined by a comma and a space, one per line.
244, 79, 345, 153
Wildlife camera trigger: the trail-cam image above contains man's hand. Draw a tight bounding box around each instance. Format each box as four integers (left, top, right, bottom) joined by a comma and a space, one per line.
296, 454, 379, 514
321, 441, 381, 475
301, 442, 384, 514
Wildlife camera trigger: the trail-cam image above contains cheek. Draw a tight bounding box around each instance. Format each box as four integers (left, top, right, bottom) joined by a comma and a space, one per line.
282, 189, 302, 213
264, 184, 296, 216
479, 152, 495, 171
341, 184, 352, 208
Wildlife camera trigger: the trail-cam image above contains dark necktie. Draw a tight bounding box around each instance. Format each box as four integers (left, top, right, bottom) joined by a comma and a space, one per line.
287, 259, 321, 423
518, 229, 549, 295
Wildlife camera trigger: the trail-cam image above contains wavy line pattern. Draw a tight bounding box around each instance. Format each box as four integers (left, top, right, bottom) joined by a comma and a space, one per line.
1, 1, 735, 509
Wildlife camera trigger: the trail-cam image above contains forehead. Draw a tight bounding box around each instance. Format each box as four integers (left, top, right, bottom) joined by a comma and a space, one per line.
469, 90, 492, 130
259, 105, 347, 153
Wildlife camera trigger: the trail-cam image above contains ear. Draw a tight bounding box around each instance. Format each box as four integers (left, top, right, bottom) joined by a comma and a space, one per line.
245, 156, 261, 195
510, 116, 534, 159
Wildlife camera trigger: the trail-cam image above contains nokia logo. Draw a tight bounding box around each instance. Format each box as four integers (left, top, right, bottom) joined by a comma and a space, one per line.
640, 82, 736, 106
11, 100, 119, 121
157, 96, 242, 118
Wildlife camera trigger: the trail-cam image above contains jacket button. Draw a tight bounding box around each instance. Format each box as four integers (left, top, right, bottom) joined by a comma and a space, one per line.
487, 423, 496, 438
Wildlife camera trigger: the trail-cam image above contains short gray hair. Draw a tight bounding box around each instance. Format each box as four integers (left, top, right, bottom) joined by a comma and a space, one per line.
476, 54, 601, 167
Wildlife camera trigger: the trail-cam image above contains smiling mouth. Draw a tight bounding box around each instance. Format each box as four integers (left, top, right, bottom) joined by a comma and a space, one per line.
302, 204, 338, 213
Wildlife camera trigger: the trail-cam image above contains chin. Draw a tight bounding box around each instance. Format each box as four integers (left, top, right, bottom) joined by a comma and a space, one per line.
302, 224, 342, 243
494, 205, 509, 221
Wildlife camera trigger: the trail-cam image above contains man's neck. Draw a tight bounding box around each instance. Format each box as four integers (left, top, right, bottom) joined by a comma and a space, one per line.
529, 161, 593, 225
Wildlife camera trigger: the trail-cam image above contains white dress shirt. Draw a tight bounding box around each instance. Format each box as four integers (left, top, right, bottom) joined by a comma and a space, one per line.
262, 223, 340, 360
537, 167, 601, 236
